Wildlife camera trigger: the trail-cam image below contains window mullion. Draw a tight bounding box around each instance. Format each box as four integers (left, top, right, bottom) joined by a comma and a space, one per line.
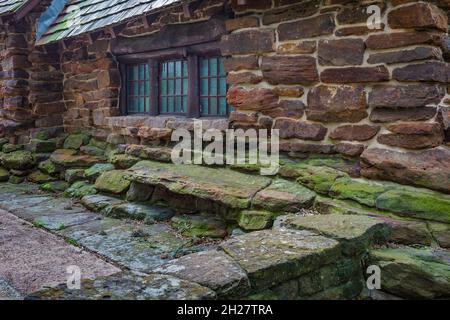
187, 55, 199, 118
120, 64, 128, 116
148, 59, 159, 116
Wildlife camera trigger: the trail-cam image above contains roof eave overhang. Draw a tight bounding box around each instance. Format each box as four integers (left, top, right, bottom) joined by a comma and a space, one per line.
13, 0, 41, 20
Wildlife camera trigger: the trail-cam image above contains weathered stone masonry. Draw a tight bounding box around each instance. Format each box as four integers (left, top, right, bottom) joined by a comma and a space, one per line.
0, 0, 63, 139
222, 0, 450, 193
0, 0, 449, 300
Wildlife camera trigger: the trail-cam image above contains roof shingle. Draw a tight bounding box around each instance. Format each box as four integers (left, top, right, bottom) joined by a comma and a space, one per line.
0, 0, 29, 16
37, 0, 182, 45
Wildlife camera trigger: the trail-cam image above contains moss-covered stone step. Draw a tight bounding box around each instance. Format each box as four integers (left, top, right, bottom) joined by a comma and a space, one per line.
63, 133, 90, 150
50, 149, 104, 168
123, 144, 173, 163
0, 150, 35, 170
26, 273, 216, 300
280, 160, 450, 224
221, 228, 341, 291
94, 170, 131, 194
0, 167, 9, 182
376, 188, 450, 223
104, 203, 174, 224
313, 196, 435, 247
275, 214, 390, 256
84, 163, 114, 181
171, 214, 228, 238
280, 162, 347, 195
237, 210, 273, 231
81, 194, 125, 212
367, 247, 450, 299
252, 178, 316, 213
128, 160, 272, 210
154, 250, 251, 299
64, 181, 97, 198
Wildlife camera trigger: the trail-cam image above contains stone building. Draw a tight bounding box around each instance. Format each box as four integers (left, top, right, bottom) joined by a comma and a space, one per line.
0, 0, 449, 192
0, 0, 450, 300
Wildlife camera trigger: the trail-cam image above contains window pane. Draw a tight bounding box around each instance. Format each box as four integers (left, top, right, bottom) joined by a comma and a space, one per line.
219, 57, 225, 76
200, 58, 209, 77
210, 58, 218, 77
200, 98, 209, 115
133, 65, 139, 80
160, 79, 167, 96
183, 78, 188, 95
219, 77, 227, 95
210, 78, 217, 95
175, 61, 182, 77
175, 79, 182, 95
210, 98, 218, 115
168, 97, 174, 113
201, 79, 208, 95
168, 79, 174, 95
126, 63, 151, 114
159, 59, 188, 114
160, 97, 167, 113
219, 97, 227, 115
199, 57, 229, 116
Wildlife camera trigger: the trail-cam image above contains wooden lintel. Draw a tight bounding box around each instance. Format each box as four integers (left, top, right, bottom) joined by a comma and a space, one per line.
111, 18, 226, 56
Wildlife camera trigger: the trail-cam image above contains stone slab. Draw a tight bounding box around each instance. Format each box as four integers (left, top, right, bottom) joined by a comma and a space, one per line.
26, 273, 216, 300
221, 228, 341, 291
129, 161, 272, 210
368, 247, 450, 299
154, 250, 251, 298
277, 214, 390, 255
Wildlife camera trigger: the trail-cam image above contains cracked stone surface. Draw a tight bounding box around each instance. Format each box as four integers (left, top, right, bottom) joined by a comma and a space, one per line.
221, 228, 341, 291
128, 160, 272, 209
27, 272, 216, 300
154, 250, 251, 298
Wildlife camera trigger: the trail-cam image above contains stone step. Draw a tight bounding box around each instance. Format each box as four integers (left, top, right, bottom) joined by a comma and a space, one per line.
127, 160, 272, 211
367, 247, 450, 299
26, 272, 216, 300
280, 161, 450, 224
220, 228, 342, 292
275, 214, 390, 255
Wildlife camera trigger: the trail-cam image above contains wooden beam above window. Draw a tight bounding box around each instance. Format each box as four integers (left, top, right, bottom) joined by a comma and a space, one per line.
111, 18, 226, 56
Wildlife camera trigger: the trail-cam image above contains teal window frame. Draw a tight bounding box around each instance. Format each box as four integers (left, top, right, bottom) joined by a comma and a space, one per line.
120, 52, 229, 118
199, 56, 230, 117
125, 63, 151, 114
159, 59, 189, 115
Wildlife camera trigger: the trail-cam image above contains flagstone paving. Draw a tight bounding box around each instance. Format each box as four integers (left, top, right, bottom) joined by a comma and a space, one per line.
0, 210, 120, 298
1, 179, 449, 300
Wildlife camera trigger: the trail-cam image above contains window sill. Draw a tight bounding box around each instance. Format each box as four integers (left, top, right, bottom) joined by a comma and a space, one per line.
106, 115, 229, 131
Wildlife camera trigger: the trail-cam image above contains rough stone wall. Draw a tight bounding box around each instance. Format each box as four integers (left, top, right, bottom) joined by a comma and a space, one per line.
0, 0, 63, 141
222, 0, 450, 192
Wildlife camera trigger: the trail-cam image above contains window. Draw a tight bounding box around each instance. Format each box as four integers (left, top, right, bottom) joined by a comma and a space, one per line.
160, 60, 188, 114
121, 53, 231, 117
199, 57, 228, 116
126, 64, 150, 114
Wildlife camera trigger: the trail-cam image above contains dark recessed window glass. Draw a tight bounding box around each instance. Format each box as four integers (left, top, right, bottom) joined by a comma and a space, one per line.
126, 64, 150, 114
159, 59, 188, 114
199, 57, 230, 116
